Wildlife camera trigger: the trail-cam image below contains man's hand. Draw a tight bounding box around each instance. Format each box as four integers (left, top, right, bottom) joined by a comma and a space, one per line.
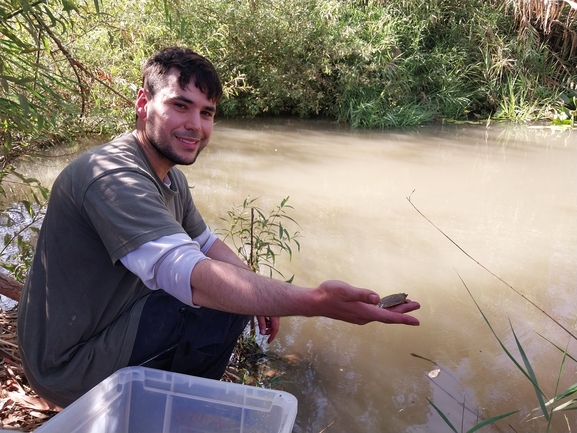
310, 280, 420, 326
257, 316, 280, 343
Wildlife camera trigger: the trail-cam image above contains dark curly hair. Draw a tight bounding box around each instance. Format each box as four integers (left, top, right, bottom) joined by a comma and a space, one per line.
142, 47, 223, 104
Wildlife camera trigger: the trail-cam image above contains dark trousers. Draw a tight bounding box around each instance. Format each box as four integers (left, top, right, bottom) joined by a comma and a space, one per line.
128, 290, 250, 380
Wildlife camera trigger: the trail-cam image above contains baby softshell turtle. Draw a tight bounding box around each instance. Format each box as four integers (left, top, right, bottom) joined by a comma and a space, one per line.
377, 293, 408, 309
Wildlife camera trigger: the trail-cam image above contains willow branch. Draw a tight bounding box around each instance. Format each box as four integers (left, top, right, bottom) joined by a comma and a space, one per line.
31, 11, 133, 109
4, 0, 47, 20
30, 10, 87, 114
0, 273, 22, 302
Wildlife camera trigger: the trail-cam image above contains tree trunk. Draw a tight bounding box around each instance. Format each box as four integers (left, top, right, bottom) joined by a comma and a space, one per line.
0, 273, 22, 302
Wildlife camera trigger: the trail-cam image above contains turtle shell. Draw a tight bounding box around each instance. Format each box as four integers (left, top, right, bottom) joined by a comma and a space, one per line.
377, 293, 408, 308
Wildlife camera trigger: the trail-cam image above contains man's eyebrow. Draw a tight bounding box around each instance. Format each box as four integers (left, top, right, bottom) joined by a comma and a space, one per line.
174, 95, 216, 113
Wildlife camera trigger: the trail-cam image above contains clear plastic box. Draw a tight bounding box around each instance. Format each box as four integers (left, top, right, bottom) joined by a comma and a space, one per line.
35, 366, 298, 433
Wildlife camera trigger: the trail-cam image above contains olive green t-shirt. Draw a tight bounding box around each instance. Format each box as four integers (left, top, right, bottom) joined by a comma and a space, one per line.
17, 133, 207, 407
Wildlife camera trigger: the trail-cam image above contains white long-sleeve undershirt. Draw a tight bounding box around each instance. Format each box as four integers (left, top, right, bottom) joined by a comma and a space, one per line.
119, 227, 217, 306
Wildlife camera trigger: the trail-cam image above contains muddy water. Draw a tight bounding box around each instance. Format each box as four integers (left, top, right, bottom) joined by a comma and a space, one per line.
18, 120, 577, 432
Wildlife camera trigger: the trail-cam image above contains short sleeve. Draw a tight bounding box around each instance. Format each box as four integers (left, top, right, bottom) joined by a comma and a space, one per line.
82, 170, 194, 263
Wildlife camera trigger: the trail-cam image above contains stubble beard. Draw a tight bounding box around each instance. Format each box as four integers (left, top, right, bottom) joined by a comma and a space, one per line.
146, 123, 203, 167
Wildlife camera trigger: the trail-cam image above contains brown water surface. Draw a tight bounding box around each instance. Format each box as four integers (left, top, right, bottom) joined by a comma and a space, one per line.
18, 119, 577, 432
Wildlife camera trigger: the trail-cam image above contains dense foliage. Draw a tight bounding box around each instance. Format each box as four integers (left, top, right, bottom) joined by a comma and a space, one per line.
161, 0, 577, 127
1, 0, 576, 148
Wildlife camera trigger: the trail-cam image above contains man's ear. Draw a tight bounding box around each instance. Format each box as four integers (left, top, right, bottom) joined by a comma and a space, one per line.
135, 88, 148, 120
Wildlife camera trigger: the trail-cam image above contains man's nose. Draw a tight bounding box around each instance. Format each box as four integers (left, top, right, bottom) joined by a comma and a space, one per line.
185, 111, 201, 131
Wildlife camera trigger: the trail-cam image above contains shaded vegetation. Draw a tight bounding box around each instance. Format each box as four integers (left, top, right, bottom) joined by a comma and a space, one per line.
2, 0, 576, 156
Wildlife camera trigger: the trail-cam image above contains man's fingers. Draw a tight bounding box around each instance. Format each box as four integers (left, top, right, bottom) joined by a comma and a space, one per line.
384, 299, 421, 313
257, 316, 280, 343
257, 316, 270, 337
316, 280, 421, 326
378, 301, 421, 325
267, 317, 280, 343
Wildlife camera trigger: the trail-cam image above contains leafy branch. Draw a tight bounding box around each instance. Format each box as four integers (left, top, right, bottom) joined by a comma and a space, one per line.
216, 196, 301, 281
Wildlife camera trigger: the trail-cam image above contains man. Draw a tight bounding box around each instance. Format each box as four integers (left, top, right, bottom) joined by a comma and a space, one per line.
18, 47, 420, 408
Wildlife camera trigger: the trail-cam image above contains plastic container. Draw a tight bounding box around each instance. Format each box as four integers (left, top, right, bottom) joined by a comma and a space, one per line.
35, 366, 298, 433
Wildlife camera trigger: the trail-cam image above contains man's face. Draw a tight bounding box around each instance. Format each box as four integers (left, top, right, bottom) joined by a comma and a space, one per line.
136, 68, 216, 176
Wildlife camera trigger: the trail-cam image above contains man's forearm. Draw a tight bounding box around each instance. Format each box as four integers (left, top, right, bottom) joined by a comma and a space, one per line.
204, 238, 250, 270
189, 258, 315, 317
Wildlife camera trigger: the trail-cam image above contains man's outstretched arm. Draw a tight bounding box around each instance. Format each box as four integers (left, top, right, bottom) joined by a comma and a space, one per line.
190, 258, 420, 326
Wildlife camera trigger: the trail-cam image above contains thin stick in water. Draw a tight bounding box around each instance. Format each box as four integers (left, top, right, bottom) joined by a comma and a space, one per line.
406, 190, 576, 342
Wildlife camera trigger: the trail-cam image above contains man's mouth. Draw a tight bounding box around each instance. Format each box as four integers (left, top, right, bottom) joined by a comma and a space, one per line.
176, 135, 201, 149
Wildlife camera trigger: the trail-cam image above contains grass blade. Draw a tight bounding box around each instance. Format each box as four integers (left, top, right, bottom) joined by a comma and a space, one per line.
427, 398, 459, 433
406, 193, 577, 342
456, 273, 549, 413
552, 399, 577, 413
466, 410, 519, 433
549, 384, 577, 406
535, 332, 577, 364
509, 321, 550, 421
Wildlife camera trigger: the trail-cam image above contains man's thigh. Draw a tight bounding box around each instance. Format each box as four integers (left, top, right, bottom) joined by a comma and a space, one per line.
128, 290, 250, 379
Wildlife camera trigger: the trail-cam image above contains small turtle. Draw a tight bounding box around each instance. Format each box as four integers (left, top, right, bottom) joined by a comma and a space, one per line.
377, 293, 408, 309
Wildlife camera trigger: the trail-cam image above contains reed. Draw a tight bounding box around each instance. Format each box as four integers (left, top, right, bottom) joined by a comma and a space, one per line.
428, 276, 577, 432
508, 0, 577, 58
408, 192, 577, 431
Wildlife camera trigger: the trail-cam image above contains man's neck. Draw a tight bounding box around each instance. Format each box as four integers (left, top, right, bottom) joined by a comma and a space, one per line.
132, 129, 173, 180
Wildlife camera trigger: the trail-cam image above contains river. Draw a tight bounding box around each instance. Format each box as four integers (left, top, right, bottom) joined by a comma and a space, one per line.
13, 119, 577, 432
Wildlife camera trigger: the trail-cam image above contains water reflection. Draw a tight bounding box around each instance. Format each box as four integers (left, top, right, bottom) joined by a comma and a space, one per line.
16, 120, 577, 432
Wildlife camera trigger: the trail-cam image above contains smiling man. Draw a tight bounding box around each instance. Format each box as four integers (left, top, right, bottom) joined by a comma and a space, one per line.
17, 47, 420, 408
136, 69, 215, 169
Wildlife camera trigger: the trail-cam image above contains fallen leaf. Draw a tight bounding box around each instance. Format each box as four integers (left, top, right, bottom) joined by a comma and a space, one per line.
30, 410, 49, 419
7, 391, 60, 412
